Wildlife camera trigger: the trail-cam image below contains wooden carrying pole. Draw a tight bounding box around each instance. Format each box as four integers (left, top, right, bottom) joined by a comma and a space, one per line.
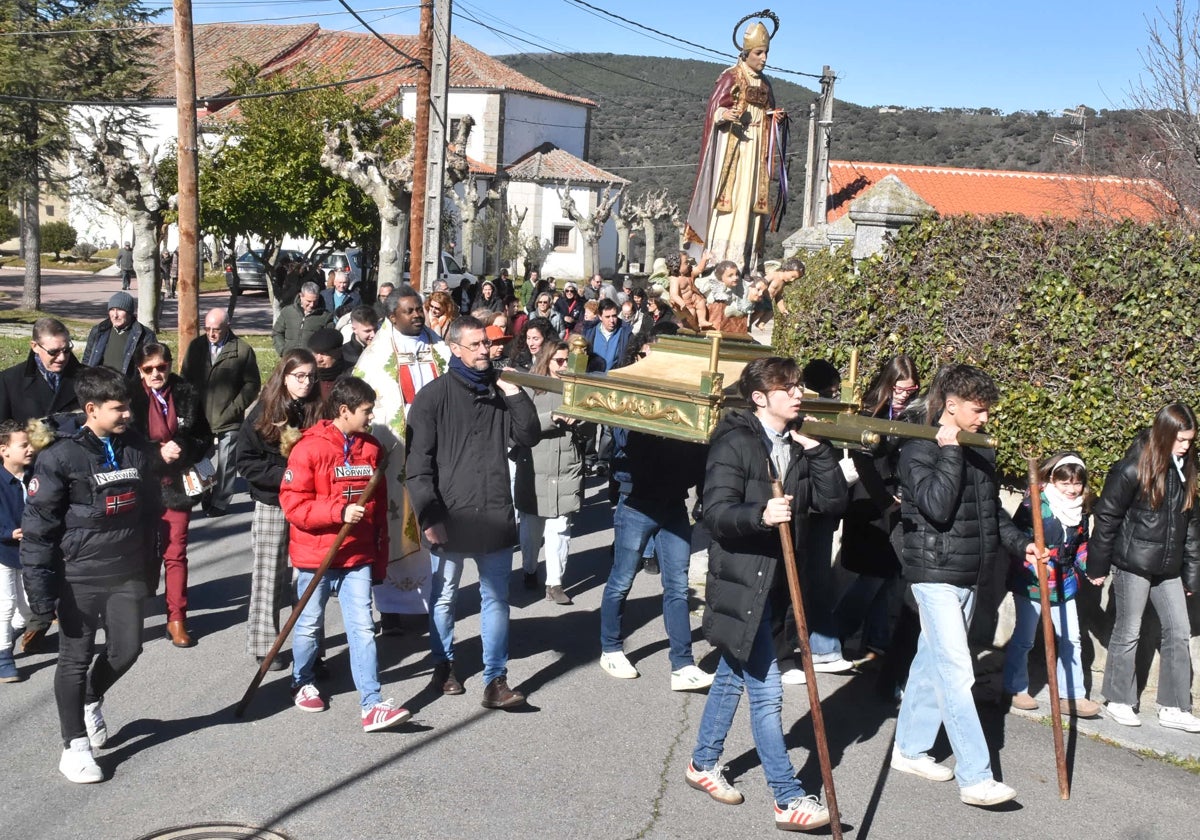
1026, 457, 1070, 800
234, 462, 388, 718
770, 472, 842, 838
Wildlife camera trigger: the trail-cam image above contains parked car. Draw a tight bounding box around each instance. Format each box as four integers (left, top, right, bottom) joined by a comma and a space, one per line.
319, 248, 365, 292
402, 251, 476, 290
226, 249, 306, 296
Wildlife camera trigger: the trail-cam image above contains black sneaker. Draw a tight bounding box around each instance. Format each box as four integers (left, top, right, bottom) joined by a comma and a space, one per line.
378, 612, 405, 636
642, 555, 660, 575
256, 655, 287, 672
523, 572, 539, 590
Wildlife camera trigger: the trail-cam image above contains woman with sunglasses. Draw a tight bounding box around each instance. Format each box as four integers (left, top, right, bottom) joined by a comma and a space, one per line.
514, 338, 585, 605
532, 292, 564, 335
128, 343, 212, 648
235, 349, 324, 668
834, 354, 921, 670
424, 291, 458, 340
554, 283, 584, 334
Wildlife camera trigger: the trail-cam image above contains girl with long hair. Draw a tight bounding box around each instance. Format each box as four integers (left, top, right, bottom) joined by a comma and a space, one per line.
835, 355, 920, 667
1090, 402, 1200, 731
235, 349, 323, 668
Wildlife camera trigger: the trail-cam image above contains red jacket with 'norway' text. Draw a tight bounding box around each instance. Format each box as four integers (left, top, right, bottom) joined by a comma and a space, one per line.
279, 419, 388, 581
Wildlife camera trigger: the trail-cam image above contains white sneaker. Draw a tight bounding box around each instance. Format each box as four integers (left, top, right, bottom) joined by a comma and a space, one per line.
599, 651, 639, 679
84, 700, 107, 750
889, 745, 954, 782
1158, 706, 1200, 733
780, 667, 807, 686
959, 778, 1016, 807
774, 795, 831, 830
671, 665, 714, 692
59, 737, 103, 784
812, 657, 854, 674
1106, 702, 1141, 727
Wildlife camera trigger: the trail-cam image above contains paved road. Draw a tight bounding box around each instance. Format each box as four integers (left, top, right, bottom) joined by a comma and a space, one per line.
0, 267, 275, 335
1, 475, 1197, 840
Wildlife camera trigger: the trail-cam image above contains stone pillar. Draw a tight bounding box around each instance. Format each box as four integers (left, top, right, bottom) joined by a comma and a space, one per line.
846, 175, 936, 261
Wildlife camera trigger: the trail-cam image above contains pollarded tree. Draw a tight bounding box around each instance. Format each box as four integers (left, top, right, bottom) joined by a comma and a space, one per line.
556, 180, 626, 278
74, 110, 166, 328
0, 0, 155, 308
200, 62, 386, 316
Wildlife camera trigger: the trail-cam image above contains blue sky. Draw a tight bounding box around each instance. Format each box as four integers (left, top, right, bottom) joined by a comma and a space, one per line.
185, 0, 1170, 113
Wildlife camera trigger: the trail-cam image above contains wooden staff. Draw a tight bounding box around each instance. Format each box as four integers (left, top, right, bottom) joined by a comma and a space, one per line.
235, 459, 389, 718
1026, 457, 1070, 800
770, 469, 843, 838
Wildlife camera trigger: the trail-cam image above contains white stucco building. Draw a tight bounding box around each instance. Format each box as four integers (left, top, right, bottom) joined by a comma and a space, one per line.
68, 23, 625, 280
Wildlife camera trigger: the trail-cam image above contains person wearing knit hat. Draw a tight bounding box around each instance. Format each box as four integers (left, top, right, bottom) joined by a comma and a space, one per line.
307, 327, 350, 399
80, 292, 157, 378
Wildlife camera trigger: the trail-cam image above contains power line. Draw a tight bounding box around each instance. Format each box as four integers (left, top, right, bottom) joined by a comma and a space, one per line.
0, 63, 416, 108
561, 0, 825, 81
0, 5, 421, 37
456, 0, 606, 101
453, 7, 705, 99
336, 0, 424, 68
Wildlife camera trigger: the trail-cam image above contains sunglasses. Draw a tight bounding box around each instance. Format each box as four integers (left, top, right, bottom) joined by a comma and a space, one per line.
36, 340, 73, 358
140, 363, 169, 374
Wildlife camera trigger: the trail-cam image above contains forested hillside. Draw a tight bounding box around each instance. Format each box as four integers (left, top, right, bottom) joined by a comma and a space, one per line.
499, 52, 1147, 231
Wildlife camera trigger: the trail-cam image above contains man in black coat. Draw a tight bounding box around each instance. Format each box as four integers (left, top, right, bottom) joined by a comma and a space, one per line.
687, 356, 846, 832
891, 364, 1033, 808
0, 318, 82, 424
406, 315, 539, 710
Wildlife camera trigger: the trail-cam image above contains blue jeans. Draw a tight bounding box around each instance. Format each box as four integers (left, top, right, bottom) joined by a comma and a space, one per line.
429, 548, 513, 685
292, 566, 380, 709
599, 496, 695, 671
1002, 596, 1086, 700
692, 603, 805, 807
895, 582, 993, 788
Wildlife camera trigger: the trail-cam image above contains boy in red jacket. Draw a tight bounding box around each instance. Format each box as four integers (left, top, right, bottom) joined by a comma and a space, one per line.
279, 377, 409, 731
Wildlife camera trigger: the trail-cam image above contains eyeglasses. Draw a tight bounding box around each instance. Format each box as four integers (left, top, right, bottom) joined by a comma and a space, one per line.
550, 356, 569, 365
35, 340, 73, 358
288, 372, 314, 382
428, 307, 444, 316
537, 298, 551, 305
772, 382, 803, 396
893, 385, 919, 394
140, 363, 169, 374
452, 339, 493, 352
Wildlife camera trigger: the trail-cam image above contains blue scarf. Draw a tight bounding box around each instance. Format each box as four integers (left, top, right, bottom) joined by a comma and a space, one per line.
449, 355, 494, 393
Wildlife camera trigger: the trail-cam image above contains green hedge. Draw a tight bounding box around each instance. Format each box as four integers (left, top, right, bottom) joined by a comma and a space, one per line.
774, 215, 1200, 484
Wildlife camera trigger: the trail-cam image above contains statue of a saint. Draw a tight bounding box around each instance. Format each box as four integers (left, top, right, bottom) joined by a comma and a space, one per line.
684, 11, 789, 275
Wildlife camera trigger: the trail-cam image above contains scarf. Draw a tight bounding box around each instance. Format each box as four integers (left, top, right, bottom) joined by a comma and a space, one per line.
1043, 484, 1082, 529
143, 380, 178, 444
449, 354, 494, 393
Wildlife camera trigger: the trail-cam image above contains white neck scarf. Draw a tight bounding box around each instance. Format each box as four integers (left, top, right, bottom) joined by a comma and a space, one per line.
1043, 483, 1082, 529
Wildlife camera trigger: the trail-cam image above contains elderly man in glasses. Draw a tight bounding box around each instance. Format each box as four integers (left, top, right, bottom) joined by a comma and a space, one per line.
0, 317, 83, 424
181, 309, 261, 517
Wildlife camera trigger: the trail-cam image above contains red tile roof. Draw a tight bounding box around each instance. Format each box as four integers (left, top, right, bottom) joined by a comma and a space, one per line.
467, 156, 496, 176
145, 24, 592, 110
505, 143, 627, 185
145, 24, 319, 100
826, 161, 1168, 224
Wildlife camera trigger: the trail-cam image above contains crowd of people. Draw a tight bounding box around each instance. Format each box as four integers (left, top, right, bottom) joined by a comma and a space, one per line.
0, 264, 1198, 834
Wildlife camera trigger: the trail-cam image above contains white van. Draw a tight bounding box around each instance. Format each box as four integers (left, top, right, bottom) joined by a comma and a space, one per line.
403, 251, 476, 291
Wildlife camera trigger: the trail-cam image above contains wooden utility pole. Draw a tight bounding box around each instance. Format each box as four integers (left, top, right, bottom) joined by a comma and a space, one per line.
173, 0, 200, 360
420, 0, 453, 290
408, 1, 433, 291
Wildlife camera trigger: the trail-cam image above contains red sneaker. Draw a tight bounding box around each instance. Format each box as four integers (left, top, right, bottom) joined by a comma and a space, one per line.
292, 684, 326, 713
362, 699, 412, 732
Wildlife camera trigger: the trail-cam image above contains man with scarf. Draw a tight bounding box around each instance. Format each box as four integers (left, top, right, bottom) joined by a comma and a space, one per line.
406, 315, 539, 709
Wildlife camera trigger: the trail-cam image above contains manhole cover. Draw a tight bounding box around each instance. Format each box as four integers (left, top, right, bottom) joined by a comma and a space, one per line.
136, 825, 293, 840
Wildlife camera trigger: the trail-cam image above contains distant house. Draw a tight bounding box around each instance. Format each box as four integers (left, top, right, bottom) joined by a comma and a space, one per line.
786, 160, 1170, 259
68, 24, 625, 280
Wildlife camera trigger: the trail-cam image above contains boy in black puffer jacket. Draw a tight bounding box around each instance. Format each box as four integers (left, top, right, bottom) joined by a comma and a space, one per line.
687, 357, 847, 833
890, 364, 1034, 808
21, 367, 159, 784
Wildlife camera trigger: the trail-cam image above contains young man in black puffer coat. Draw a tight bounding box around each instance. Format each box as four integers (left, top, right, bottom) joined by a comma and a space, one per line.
687, 356, 847, 833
